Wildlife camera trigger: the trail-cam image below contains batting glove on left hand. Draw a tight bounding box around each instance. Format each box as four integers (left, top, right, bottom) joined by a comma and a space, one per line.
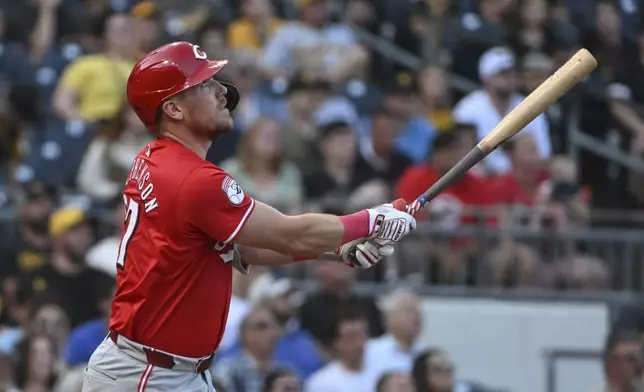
335, 239, 395, 269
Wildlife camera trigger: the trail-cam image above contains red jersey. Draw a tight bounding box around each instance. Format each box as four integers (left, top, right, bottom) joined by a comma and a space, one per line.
109, 138, 255, 358
396, 164, 495, 226
492, 170, 550, 206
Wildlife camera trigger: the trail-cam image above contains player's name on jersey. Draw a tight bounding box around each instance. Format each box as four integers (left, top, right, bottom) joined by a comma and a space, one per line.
127, 156, 159, 214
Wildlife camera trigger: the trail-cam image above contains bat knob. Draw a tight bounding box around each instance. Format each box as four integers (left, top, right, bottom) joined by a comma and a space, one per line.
392, 198, 407, 212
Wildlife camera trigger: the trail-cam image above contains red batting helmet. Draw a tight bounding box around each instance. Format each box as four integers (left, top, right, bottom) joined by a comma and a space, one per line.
126, 41, 240, 130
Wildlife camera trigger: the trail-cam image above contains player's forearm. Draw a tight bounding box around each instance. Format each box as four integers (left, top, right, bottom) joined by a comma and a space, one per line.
238, 246, 320, 266
237, 201, 371, 256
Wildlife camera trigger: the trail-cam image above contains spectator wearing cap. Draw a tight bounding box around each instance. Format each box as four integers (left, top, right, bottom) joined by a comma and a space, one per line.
368, 290, 423, 374
442, 0, 511, 82
22, 206, 112, 329
52, 11, 136, 123
212, 306, 289, 392
228, 0, 283, 54
305, 307, 380, 392
217, 274, 324, 378
453, 47, 551, 175
0, 182, 56, 304
299, 261, 384, 348
303, 121, 360, 214
261, 0, 367, 85
598, 330, 643, 392
352, 106, 412, 188
130, 1, 164, 57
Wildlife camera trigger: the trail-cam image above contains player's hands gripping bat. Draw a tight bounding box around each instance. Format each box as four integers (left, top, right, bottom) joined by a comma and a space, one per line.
404, 48, 598, 216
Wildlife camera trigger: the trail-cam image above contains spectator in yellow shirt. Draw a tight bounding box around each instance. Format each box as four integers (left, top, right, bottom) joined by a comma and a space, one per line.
228, 0, 283, 52
52, 12, 136, 123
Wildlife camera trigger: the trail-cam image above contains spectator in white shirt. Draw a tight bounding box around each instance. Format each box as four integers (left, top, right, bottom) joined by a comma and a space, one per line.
305, 308, 380, 392
376, 372, 416, 392
368, 290, 423, 373
261, 0, 367, 84
453, 47, 551, 175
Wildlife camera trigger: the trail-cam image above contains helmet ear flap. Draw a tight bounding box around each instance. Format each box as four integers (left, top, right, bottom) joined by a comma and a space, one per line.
220, 82, 240, 112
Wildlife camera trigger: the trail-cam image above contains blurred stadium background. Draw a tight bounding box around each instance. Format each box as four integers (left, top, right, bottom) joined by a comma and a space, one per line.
2, 0, 644, 391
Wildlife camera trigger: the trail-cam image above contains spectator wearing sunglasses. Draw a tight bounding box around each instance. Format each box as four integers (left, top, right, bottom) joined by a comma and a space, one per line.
263, 367, 302, 392
212, 306, 292, 392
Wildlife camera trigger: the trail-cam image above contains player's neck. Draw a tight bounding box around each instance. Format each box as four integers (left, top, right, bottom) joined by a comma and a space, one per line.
161, 131, 211, 159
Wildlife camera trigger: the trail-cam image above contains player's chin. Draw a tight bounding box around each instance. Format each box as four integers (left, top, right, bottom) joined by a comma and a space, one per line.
215, 112, 234, 132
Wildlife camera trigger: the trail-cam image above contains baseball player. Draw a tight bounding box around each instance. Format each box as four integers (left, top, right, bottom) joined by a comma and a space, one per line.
81, 41, 416, 392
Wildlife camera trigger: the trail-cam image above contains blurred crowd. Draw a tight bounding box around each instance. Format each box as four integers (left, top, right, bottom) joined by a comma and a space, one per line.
0, 0, 644, 390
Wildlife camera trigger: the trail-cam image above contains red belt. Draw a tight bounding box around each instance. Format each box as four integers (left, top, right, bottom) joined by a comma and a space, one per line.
108, 331, 213, 373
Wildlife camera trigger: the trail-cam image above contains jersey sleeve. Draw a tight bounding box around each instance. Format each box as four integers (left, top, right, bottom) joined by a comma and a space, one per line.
180, 166, 256, 244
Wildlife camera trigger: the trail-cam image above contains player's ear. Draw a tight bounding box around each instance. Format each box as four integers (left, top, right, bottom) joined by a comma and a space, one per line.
161, 99, 184, 122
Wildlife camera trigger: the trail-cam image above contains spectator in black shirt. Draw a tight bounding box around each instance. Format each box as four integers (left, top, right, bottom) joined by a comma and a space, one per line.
353, 106, 412, 188
304, 121, 360, 214
299, 260, 384, 348
23, 206, 113, 329
0, 182, 56, 311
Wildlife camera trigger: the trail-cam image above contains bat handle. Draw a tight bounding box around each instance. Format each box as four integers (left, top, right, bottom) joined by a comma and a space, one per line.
392, 197, 428, 216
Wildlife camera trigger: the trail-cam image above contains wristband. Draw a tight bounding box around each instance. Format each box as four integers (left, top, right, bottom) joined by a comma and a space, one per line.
338, 210, 370, 245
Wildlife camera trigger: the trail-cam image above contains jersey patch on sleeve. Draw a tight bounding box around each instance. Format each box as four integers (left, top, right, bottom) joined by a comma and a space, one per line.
222, 176, 245, 206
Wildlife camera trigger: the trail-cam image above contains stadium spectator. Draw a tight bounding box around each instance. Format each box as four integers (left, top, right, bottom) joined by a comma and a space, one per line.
583, 0, 627, 82
443, 0, 511, 82
376, 372, 416, 392
212, 306, 287, 392
493, 133, 549, 226
368, 290, 423, 373
299, 260, 384, 346
279, 76, 332, 174
219, 266, 267, 352
261, 0, 367, 84
453, 46, 551, 175
507, 0, 557, 58
353, 106, 412, 187
196, 16, 232, 63
12, 334, 58, 392
77, 105, 151, 204
418, 64, 454, 132
25, 206, 111, 328
305, 307, 380, 392
64, 281, 114, 367
412, 349, 493, 392
221, 117, 304, 213
303, 121, 360, 214
52, 11, 135, 123
28, 298, 69, 362
396, 125, 495, 225
599, 329, 644, 392
246, 274, 324, 378
263, 367, 302, 392
481, 242, 543, 288
84, 202, 123, 277
377, 82, 436, 164
130, 1, 164, 56
0, 182, 56, 295
228, 0, 283, 54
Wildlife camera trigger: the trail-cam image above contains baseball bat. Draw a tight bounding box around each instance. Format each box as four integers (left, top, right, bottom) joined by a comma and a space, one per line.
401, 48, 597, 215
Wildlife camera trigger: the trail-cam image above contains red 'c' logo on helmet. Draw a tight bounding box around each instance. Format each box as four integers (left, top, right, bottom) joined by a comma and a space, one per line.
192, 45, 207, 60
